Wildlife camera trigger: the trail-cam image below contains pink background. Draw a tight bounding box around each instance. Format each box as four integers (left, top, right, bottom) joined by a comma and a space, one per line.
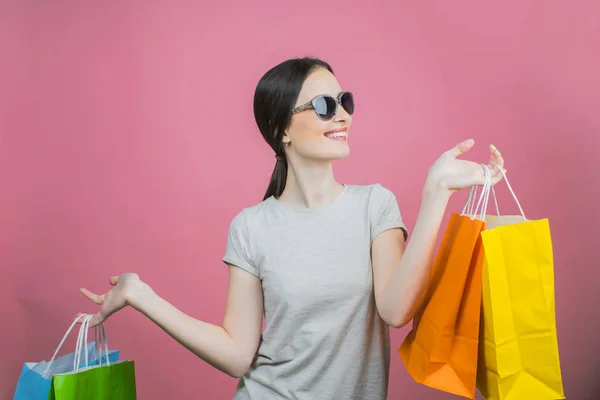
1, 1, 599, 399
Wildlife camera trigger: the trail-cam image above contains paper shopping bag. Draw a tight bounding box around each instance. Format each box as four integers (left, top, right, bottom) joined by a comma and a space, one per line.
49, 360, 137, 400
399, 212, 485, 399
48, 315, 137, 400
476, 172, 565, 399
399, 166, 496, 399
13, 337, 119, 399
13, 316, 122, 400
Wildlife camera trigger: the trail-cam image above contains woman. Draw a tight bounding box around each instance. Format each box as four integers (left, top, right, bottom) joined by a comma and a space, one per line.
79, 57, 505, 399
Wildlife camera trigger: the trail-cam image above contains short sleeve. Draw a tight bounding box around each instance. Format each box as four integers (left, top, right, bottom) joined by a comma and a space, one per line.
223, 211, 259, 278
370, 184, 408, 242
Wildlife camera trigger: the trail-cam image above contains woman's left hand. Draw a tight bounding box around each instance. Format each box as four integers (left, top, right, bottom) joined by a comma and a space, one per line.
426, 139, 505, 193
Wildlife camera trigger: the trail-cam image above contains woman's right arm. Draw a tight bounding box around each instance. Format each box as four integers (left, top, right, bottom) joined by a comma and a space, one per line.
80, 266, 263, 379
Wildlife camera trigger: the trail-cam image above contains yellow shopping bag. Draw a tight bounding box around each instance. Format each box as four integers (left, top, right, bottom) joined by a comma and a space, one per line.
476, 165, 565, 400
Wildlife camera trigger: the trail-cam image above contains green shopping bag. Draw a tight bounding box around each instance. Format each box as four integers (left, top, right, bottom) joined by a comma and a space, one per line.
48, 314, 137, 400
49, 361, 137, 400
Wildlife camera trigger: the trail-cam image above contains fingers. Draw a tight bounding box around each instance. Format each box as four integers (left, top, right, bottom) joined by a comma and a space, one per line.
77, 278, 116, 328
89, 314, 103, 328
448, 139, 475, 158
489, 144, 504, 168
80, 288, 105, 305
74, 313, 86, 324
73, 312, 103, 327
487, 144, 507, 184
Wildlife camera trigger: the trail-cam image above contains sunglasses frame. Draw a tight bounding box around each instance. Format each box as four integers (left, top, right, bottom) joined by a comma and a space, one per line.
291, 91, 354, 121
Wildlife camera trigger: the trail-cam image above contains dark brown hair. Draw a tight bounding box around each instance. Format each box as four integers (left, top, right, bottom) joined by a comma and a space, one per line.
253, 57, 333, 200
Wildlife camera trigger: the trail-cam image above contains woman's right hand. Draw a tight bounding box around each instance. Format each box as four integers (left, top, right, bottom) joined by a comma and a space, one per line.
78, 273, 145, 327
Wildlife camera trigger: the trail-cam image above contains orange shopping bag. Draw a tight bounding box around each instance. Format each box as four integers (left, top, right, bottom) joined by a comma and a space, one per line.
399, 166, 493, 399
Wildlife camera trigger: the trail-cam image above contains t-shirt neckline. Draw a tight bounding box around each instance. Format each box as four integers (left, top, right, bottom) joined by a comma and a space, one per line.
267, 184, 349, 215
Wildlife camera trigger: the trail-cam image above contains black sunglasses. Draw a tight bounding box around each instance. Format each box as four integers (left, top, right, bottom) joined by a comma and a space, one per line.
291, 91, 355, 121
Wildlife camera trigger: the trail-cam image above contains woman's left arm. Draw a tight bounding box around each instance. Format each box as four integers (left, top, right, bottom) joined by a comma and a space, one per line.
372, 139, 504, 328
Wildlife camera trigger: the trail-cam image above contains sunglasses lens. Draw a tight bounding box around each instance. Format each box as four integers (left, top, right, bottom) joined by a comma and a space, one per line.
341, 92, 354, 115
313, 96, 337, 120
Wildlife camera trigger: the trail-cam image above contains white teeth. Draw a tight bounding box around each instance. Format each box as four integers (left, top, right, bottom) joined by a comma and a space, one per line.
326, 131, 346, 138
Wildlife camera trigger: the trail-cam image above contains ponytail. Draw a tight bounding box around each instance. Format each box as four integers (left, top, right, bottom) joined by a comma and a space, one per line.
253, 57, 334, 201
263, 157, 288, 200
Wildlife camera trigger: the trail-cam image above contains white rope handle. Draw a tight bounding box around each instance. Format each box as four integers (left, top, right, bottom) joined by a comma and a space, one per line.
461, 165, 491, 219
490, 162, 527, 220
491, 187, 501, 218
461, 164, 492, 220
43, 314, 110, 376
95, 325, 101, 362
469, 186, 479, 216
477, 164, 493, 220
43, 315, 86, 376
74, 315, 111, 373
460, 186, 477, 216
92, 324, 107, 364
74, 314, 93, 372
98, 323, 110, 367
89, 317, 110, 368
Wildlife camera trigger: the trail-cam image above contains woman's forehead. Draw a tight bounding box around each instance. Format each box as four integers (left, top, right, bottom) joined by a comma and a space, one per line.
297, 68, 342, 103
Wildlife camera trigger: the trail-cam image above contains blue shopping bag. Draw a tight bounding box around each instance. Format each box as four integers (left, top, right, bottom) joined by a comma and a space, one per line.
13, 317, 120, 400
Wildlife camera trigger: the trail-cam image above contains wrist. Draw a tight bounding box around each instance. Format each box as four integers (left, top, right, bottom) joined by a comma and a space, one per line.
423, 175, 452, 200
125, 279, 156, 312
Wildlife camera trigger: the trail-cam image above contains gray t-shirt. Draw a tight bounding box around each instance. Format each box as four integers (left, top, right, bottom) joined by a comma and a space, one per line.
223, 184, 408, 400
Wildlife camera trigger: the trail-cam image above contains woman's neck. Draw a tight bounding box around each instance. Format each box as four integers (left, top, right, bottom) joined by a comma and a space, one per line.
277, 159, 344, 208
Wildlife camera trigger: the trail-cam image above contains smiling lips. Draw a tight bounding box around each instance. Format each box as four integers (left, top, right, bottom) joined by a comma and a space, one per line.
324, 128, 347, 141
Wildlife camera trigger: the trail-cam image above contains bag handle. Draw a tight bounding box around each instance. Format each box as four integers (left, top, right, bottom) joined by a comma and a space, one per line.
92, 319, 110, 368
43, 314, 110, 376
73, 314, 110, 372
489, 162, 527, 221
94, 323, 109, 365
74, 315, 91, 370
461, 163, 493, 221
461, 186, 478, 217
43, 316, 83, 376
